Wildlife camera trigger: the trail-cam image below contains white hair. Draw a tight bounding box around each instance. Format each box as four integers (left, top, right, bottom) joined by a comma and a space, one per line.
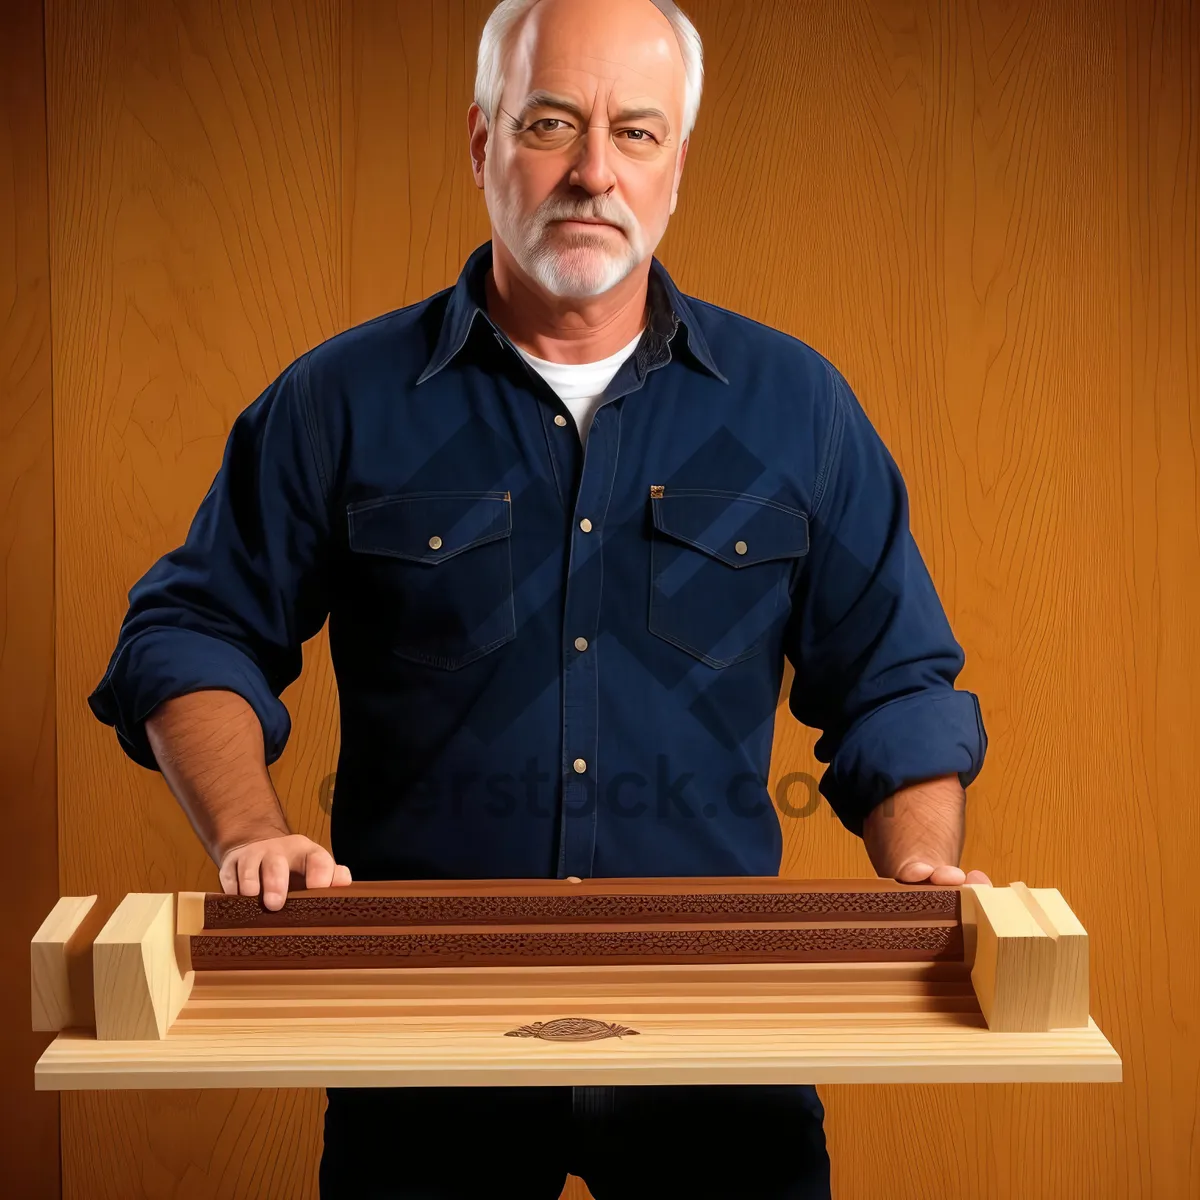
474, 0, 704, 143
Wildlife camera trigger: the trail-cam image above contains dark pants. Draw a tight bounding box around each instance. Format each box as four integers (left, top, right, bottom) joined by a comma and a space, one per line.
320, 1083, 830, 1198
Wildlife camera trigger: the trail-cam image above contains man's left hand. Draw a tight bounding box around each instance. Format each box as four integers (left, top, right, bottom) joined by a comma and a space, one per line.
862, 774, 992, 886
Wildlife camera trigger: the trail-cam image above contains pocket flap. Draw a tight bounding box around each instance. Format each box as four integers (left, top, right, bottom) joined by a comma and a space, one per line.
347, 491, 511, 564
650, 487, 809, 567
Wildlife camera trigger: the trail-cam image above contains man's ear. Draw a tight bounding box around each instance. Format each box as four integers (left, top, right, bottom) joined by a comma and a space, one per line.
468, 103, 488, 188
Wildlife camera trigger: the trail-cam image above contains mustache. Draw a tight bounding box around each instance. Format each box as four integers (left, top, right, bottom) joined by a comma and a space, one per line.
540, 207, 627, 229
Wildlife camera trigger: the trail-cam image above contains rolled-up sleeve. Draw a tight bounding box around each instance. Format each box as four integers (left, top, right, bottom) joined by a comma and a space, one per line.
88, 351, 332, 771
784, 362, 987, 835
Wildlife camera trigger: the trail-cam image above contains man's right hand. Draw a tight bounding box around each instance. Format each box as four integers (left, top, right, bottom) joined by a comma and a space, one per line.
218, 833, 353, 911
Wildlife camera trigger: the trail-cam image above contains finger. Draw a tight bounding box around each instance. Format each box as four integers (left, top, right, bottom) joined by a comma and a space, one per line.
928, 864, 967, 886
260, 853, 291, 911
332, 863, 352, 887
304, 846, 337, 890
965, 869, 992, 886
237, 849, 265, 897
218, 852, 241, 895
894, 861, 935, 883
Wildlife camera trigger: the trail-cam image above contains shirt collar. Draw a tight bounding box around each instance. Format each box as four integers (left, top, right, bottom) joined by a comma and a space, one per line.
415, 239, 729, 387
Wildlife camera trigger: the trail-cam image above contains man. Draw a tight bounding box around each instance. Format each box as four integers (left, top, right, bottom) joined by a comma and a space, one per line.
88, 0, 989, 1195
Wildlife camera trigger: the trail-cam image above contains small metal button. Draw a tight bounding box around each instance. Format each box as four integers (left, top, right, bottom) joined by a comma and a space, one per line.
429, 535, 443, 550
573, 757, 587, 773
579, 517, 593, 533
574, 636, 588, 651
554, 414, 568, 426
734, 539, 748, 555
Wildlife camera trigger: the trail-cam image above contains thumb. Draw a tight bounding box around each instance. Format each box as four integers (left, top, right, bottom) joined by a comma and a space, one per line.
894, 860, 935, 883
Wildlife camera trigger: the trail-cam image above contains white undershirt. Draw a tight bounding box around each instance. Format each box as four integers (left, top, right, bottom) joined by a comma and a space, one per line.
514, 327, 645, 445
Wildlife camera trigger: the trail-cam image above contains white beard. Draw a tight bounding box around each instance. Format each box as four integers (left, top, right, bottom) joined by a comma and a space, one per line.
488, 174, 662, 299
522, 222, 644, 297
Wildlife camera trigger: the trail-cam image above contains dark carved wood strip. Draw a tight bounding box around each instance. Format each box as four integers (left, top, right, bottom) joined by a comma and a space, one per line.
203, 888, 960, 929
272, 878, 955, 894
189, 922, 964, 971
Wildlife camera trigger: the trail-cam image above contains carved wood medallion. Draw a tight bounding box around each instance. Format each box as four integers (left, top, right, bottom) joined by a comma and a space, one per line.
504, 1018, 641, 1041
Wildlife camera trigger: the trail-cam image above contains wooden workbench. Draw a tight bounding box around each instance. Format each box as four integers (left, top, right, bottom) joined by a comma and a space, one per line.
30, 878, 1122, 1089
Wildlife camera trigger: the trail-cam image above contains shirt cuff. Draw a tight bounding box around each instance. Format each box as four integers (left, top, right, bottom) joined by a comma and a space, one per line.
818, 689, 987, 835
87, 627, 292, 771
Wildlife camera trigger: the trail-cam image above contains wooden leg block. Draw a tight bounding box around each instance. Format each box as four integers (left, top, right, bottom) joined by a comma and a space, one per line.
177, 891, 207, 937
31, 896, 111, 1031
962, 884, 1058, 1031
1011, 881, 1090, 1028
93, 893, 195, 1040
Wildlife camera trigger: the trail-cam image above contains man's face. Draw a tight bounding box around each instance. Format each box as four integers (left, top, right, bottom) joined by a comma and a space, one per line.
470, 0, 689, 299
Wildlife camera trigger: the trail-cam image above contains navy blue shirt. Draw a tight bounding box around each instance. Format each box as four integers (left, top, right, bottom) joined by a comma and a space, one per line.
88, 239, 987, 881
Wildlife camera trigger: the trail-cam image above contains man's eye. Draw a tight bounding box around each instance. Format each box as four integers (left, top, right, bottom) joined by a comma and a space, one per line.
532, 118, 567, 132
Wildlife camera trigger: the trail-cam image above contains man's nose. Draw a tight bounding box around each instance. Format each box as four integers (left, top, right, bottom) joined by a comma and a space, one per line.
568, 125, 619, 195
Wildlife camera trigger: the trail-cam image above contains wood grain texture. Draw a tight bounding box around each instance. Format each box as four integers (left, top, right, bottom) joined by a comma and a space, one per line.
31, 896, 108, 1031
48, 0, 343, 1193
0, 0, 63, 1193
45, 0, 1197, 1197
177, 959, 987, 1020
1011, 881, 1090, 1029
963, 884, 1058, 1031
35, 1014, 1121, 1092
92, 894, 194, 1040
757, 0, 1200, 1194
33, 939, 1120, 1090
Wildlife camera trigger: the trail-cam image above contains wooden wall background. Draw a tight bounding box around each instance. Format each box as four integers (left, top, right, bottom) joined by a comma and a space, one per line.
0, 1, 61, 1195
0, 0, 1194, 1195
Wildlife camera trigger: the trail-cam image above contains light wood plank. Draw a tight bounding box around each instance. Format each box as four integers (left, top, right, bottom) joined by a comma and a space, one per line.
36, 946, 1120, 1089
92, 894, 194, 1040
176, 890, 207, 939
963, 884, 1058, 1031
34, 1013, 1121, 1090
30, 896, 109, 1031
177, 959, 980, 1021
1011, 882, 1090, 1029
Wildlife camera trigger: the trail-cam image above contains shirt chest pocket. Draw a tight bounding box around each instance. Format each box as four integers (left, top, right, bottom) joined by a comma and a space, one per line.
345, 491, 515, 670
648, 487, 809, 668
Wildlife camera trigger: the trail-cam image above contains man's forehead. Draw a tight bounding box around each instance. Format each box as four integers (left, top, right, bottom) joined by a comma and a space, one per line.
513, 0, 678, 63
507, 51, 682, 119
505, 3, 684, 115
